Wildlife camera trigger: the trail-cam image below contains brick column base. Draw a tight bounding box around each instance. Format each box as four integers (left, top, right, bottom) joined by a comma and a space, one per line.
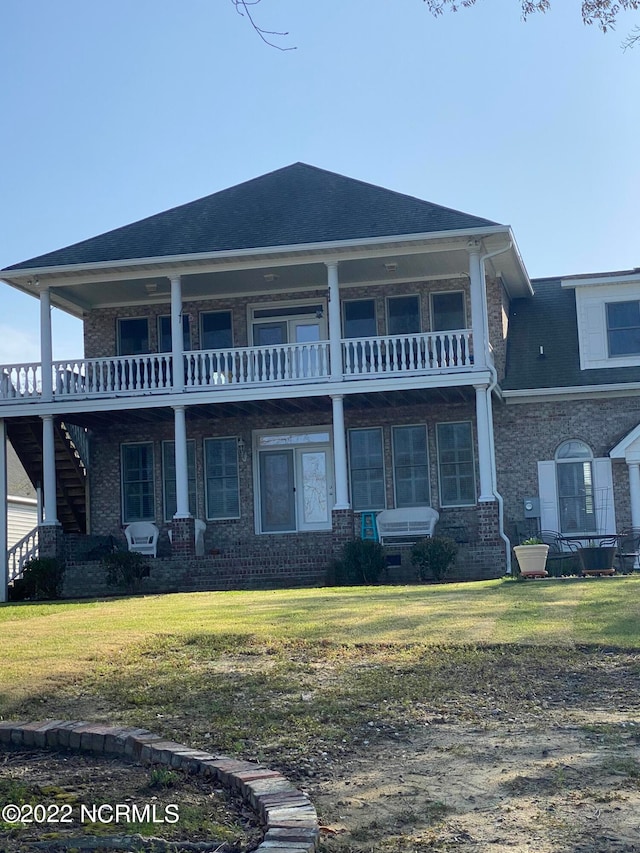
170, 517, 196, 558
331, 509, 355, 558
38, 524, 65, 563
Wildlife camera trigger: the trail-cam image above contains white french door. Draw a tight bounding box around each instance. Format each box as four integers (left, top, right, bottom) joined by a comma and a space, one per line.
256, 429, 334, 533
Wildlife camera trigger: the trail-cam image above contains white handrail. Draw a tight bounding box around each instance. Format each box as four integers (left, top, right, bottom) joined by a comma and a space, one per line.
7, 527, 39, 583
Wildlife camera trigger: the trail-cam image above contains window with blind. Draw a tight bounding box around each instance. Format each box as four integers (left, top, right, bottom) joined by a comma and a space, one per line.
392, 425, 429, 508
121, 443, 155, 522
436, 422, 476, 507
348, 428, 385, 511
162, 440, 197, 521
204, 437, 240, 520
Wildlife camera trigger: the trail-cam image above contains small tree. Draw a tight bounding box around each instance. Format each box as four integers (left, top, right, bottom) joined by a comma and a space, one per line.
411, 536, 458, 583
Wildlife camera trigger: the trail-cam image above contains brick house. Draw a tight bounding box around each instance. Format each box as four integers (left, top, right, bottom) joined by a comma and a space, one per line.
1, 164, 637, 596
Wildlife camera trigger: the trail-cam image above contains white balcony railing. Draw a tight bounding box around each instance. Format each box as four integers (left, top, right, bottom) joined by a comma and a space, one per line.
343, 330, 472, 376
0, 331, 473, 404
185, 341, 331, 387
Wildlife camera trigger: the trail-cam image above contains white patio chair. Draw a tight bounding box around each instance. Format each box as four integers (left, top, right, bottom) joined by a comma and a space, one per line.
125, 522, 159, 557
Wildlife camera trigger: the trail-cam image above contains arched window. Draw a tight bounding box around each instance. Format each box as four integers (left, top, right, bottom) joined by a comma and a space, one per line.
555, 440, 596, 534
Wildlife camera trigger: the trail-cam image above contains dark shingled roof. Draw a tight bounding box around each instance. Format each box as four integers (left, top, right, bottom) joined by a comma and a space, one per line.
5, 163, 498, 272
502, 277, 640, 391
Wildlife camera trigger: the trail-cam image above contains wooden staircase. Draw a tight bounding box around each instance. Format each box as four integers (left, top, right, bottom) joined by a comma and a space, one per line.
7, 417, 88, 534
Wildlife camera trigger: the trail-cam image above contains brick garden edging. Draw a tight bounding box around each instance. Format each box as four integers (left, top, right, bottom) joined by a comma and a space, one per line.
0, 721, 319, 853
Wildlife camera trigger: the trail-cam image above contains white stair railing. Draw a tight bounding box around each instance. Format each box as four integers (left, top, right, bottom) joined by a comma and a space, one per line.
7, 527, 40, 583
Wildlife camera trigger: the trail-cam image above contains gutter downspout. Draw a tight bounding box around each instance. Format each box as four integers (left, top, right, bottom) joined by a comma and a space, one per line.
479, 242, 513, 574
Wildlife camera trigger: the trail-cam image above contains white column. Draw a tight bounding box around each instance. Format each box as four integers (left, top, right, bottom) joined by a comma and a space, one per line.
0, 420, 7, 603
326, 262, 343, 381
468, 243, 487, 370
173, 405, 191, 518
331, 394, 350, 509
475, 384, 494, 502
40, 285, 54, 401
41, 414, 59, 525
629, 462, 640, 531
170, 275, 184, 392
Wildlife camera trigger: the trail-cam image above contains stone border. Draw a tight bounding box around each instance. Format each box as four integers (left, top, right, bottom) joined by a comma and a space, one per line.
0, 721, 319, 853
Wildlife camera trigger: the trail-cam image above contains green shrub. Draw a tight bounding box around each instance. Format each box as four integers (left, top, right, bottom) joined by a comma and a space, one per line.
102, 551, 150, 591
411, 536, 458, 583
10, 558, 65, 600
332, 539, 387, 586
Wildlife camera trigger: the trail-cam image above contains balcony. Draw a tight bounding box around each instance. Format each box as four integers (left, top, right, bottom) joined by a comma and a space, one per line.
0, 330, 474, 406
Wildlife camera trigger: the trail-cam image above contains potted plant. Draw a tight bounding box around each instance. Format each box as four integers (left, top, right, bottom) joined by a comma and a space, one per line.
577, 538, 617, 576
513, 537, 549, 578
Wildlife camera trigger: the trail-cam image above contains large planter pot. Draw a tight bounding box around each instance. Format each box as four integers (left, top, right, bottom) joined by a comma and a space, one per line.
514, 544, 549, 578
578, 546, 616, 576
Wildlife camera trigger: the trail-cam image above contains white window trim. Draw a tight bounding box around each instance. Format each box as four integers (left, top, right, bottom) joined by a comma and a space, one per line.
347, 426, 386, 512
342, 297, 378, 340
121, 441, 155, 523
391, 424, 430, 509
117, 316, 150, 356
199, 310, 234, 351
436, 420, 477, 508
430, 290, 467, 332
204, 436, 241, 521
248, 298, 328, 345
157, 314, 192, 354
386, 294, 422, 335
576, 282, 640, 370
161, 439, 197, 522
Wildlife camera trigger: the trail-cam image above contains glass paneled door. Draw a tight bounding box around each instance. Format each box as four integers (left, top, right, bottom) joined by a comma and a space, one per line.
257, 430, 333, 533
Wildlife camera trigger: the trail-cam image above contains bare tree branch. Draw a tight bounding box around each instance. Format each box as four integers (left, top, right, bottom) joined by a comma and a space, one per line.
231, 0, 296, 51
423, 0, 639, 41
622, 23, 640, 46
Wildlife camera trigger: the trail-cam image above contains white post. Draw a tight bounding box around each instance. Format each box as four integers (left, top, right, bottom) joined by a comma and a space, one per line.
326, 262, 343, 381
41, 414, 59, 525
0, 420, 7, 603
331, 394, 350, 509
628, 462, 640, 531
468, 243, 487, 371
475, 384, 494, 502
173, 405, 191, 518
170, 275, 184, 392
40, 285, 54, 401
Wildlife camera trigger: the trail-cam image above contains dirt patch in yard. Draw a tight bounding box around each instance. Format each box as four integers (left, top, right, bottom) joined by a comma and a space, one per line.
313, 710, 640, 852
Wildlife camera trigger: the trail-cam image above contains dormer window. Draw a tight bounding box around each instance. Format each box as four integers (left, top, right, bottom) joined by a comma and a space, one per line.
566, 275, 640, 369
607, 300, 640, 357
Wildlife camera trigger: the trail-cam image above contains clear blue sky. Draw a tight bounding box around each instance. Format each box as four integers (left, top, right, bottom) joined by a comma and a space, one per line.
1, 0, 638, 363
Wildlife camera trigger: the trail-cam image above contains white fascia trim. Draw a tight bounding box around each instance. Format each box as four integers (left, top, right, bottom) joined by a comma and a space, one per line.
561, 272, 640, 289
0, 371, 492, 418
1, 225, 512, 282
503, 381, 640, 402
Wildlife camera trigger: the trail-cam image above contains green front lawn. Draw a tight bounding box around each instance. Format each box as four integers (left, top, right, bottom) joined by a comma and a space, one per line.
1, 577, 639, 775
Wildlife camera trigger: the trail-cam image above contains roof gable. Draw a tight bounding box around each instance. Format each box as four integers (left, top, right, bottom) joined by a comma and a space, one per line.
5, 163, 498, 272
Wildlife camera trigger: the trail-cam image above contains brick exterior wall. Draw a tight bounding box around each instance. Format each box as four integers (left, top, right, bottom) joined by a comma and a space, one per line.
494, 395, 640, 539
65, 275, 514, 595
83, 276, 508, 364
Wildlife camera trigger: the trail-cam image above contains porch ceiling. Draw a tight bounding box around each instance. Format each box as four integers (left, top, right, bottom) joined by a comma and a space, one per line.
58, 386, 475, 430
3, 230, 530, 316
